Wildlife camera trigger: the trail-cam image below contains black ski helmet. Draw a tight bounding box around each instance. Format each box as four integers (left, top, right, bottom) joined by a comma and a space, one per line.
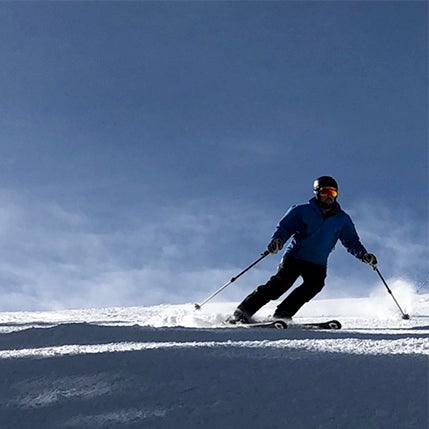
313, 176, 338, 193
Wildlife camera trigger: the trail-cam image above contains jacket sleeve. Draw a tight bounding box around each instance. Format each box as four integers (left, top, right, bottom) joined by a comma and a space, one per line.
340, 215, 366, 258
271, 205, 303, 244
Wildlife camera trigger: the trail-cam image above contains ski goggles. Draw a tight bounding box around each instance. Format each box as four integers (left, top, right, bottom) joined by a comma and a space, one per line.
318, 187, 338, 198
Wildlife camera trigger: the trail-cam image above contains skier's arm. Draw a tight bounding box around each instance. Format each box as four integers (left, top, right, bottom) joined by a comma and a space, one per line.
340, 219, 377, 266
340, 219, 378, 266
339, 216, 367, 259
270, 205, 302, 247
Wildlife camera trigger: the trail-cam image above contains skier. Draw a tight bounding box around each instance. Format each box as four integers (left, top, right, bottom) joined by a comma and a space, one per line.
228, 176, 377, 324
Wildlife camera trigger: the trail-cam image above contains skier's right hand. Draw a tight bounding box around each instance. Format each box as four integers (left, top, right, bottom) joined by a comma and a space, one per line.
268, 238, 284, 254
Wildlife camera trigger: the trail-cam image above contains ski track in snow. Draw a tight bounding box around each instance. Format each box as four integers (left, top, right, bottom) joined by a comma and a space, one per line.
0, 295, 428, 358
0, 295, 428, 428
0, 336, 428, 359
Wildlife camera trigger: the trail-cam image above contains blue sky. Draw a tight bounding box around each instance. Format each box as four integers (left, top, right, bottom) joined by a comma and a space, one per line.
0, 1, 427, 311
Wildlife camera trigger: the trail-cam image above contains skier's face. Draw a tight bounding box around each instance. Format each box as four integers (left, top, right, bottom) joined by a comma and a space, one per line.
318, 187, 337, 206
320, 194, 335, 206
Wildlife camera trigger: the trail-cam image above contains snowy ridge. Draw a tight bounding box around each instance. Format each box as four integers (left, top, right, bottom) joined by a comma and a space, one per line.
0, 280, 425, 331
1, 336, 427, 360
1, 293, 428, 428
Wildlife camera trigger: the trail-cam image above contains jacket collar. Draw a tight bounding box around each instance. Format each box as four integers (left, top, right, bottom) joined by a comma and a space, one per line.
310, 197, 340, 218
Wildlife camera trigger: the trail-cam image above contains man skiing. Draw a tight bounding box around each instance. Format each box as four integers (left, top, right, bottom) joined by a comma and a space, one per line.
229, 176, 377, 324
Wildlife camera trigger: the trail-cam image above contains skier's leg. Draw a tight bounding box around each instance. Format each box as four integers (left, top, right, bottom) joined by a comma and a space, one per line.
234, 257, 301, 320
274, 261, 326, 318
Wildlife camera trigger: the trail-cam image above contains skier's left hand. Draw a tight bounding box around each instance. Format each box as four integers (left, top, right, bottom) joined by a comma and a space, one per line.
360, 252, 377, 267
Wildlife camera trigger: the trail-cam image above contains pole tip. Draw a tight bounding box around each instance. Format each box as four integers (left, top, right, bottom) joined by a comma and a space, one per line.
194, 303, 201, 310
402, 313, 410, 320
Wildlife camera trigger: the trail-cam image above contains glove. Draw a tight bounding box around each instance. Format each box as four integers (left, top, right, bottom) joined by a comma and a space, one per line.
268, 238, 284, 254
360, 252, 378, 267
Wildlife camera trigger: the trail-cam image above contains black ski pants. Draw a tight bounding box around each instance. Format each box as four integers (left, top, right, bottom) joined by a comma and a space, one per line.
237, 256, 327, 318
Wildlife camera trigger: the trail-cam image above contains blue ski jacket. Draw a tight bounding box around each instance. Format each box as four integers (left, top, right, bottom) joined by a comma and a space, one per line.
272, 198, 366, 267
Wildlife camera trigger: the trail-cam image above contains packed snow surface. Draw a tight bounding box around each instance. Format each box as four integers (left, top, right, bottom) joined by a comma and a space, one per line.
0, 291, 428, 428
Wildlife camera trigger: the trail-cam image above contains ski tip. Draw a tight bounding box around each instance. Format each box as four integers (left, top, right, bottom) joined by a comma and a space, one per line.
328, 320, 342, 329
272, 320, 288, 329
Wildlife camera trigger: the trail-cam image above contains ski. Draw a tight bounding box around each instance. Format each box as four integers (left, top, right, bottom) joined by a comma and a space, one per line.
231, 319, 342, 330
289, 319, 342, 330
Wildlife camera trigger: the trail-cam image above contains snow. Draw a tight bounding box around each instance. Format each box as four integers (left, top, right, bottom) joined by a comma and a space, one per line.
0, 291, 428, 428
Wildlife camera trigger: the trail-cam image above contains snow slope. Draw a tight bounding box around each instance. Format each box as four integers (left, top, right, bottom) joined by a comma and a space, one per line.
0, 293, 428, 428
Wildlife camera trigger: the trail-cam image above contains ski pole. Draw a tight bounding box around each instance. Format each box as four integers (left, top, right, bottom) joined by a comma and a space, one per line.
374, 266, 410, 320
194, 251, 270, 310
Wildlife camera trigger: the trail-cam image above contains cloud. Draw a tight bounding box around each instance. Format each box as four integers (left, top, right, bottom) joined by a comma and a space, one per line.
320, 198, 429, 299
348, 199, 428, 279
0, 191, 426, 312
0, 192, 269, 310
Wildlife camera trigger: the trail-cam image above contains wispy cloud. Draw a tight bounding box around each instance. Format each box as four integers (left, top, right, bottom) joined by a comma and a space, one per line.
0, 191, 426, 311
0, 192, 270, 310
348, 199, 428, 280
